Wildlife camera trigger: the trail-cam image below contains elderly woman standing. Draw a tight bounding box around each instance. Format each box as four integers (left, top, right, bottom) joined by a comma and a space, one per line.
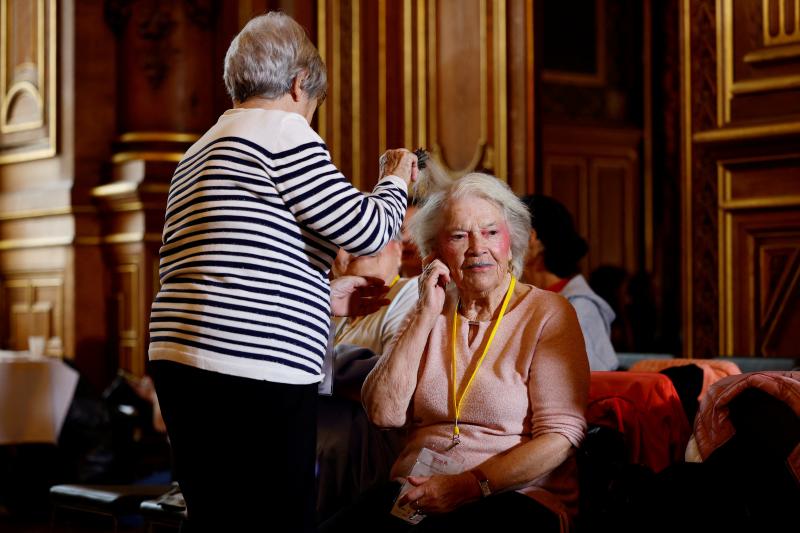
148, 12, 416, 533
321, 174, 589, 532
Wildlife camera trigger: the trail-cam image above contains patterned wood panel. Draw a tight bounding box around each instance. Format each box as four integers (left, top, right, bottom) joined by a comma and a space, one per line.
683, 0, 720, 357
720, 154, 800, 356
726, 208, 800, 356
685, 0, 800, 358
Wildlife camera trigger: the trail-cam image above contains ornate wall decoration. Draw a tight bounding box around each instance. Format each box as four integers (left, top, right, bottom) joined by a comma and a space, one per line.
762, 0, 800, 46
104, 0, 134, 35
0, 0, 57, 164
184, 0, 217, 30
104, 0, 218, 91
136, 2, 177, 89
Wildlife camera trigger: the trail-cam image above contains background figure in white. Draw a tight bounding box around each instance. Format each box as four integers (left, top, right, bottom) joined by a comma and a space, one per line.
317, 235, 419, 522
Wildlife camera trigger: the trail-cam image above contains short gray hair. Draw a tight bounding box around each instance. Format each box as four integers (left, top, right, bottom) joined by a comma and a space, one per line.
224, 12, 327, 103
409, 173, 531, 277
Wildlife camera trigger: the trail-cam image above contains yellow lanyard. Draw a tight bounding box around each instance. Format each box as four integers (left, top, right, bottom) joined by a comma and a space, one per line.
334, 274, 400, 342
450, 275, 516, 447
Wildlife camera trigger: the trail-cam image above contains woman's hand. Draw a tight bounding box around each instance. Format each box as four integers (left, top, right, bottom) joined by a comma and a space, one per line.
417, 254, 450, 320
330, 275, 390, 317
379, 148, 419, 186
397, 472, 481, 515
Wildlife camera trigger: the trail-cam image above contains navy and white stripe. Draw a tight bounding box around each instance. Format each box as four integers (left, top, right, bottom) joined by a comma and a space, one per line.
148, 109, 407, 385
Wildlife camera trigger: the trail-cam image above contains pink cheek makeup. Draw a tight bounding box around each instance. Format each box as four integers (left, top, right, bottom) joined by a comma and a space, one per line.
495, 225, 511, 256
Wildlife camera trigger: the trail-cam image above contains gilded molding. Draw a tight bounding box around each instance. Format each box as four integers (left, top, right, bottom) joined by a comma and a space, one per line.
0, 0, 57, 164
416, 0, 426, 151
104, 232, 163, 244
681, 0, 693, 356
378, 0, 386, 155
762, 0, 800, 46
718, 154, 800, 210
119, 131, 200, 143
744, 43, 800, 63
721, 0, 800, 123
403, 0, 413, 150
730, 74, 800, 95
643, 0, 653, 272
0, 236, 73, 251
0, 205, 94, 221
352, 0, 361, 189
427, 0, 437, 165
332, 0, 341, 165
91, 181, 170, 197
692, 120, 800, 142
493, 0, 507, 181
541, 0, 606, 87
111, 151, 185, 164
317, 0, 327, 141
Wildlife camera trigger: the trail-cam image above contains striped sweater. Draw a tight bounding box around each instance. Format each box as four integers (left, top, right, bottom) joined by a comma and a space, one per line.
148, 108, 407, 385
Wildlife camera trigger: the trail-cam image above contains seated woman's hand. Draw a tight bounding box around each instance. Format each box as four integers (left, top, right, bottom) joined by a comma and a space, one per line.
416, 255, 450, 320
379, 148, 418, 185
398, 473, 481, 515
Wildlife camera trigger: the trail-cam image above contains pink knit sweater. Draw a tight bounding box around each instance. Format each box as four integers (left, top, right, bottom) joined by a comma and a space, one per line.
364, 285, 589, 521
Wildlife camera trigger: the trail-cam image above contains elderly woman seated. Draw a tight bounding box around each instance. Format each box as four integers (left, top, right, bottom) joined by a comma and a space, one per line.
320, 173, 589, 532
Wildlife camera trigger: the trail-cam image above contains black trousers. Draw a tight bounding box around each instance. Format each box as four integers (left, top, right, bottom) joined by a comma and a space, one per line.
319, 480, 561, 533
151, 360, 318, 533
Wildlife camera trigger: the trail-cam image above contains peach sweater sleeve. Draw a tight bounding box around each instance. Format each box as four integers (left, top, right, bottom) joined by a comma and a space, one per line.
527, 298, 590, 448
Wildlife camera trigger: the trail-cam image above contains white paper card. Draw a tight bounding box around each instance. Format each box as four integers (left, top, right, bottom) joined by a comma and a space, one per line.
390, 447, 464, 524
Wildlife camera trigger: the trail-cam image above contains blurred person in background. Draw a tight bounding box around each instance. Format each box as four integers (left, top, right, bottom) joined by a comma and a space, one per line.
521, 194, 619, 371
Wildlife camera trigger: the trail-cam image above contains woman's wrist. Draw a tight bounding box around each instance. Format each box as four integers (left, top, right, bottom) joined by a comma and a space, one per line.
456, 471, 483, 502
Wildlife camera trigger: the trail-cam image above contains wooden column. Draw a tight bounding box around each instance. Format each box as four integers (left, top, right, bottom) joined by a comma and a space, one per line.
93, 0, 231, 377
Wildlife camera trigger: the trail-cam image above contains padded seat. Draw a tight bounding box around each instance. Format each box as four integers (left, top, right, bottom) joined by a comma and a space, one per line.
49, 483, 172, 532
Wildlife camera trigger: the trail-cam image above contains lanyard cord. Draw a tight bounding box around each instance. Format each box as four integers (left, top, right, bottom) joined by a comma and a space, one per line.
450, 275, 516, 442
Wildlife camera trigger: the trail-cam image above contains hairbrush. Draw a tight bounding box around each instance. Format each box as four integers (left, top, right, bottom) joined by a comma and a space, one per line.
414, 148, 429, 170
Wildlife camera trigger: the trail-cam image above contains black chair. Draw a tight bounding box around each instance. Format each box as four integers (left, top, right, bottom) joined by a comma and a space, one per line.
139, 483, 186, 533
49, 483, 171, 532
140, 499, 186, 533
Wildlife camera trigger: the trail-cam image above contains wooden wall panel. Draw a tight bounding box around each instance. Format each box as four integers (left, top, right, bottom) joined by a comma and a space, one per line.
0, 273, 63, 353
590, 159, 637, 273
684, 0, 800, 357
317, 0, 521, 191
721, 0, 800, 125
542, 125, 640, 278
432, 0, 484, 172
0, 0, 56, 163
0, 0, 542, 386
719, 155, 800, 356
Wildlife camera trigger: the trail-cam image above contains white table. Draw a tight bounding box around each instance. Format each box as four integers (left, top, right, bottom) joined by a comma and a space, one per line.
0, 352, 79, 445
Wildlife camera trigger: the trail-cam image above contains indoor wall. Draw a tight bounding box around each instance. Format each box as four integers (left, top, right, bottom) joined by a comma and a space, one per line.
0, 0, 797, 391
